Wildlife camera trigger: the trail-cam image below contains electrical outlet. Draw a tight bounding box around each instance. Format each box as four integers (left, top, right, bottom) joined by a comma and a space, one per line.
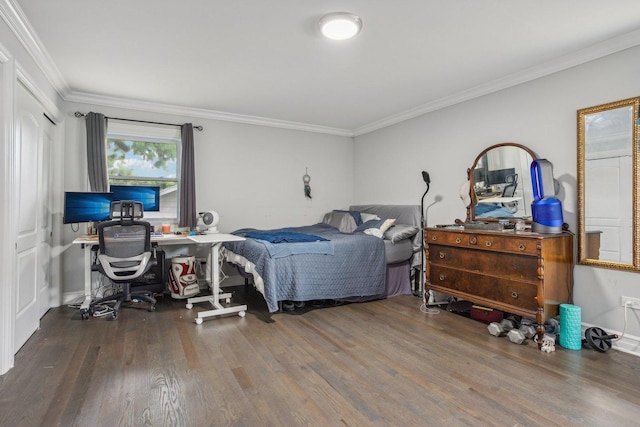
620, 296, 640, 310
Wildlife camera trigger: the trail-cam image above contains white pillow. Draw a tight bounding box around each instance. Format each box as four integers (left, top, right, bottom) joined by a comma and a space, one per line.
379, 218, 396, 234
360, 212, 380, 223
364, 228, 383, 238
363, 218, 396, 239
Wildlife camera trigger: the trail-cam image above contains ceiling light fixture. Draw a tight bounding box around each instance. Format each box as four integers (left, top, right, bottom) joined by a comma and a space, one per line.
318, 12, 362, 40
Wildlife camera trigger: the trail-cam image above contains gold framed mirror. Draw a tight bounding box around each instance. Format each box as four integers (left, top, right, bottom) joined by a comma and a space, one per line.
466, 142, 537, 222
577, 97, 640, 271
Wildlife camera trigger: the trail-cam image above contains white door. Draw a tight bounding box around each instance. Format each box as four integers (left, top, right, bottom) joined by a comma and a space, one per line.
14, 82, 52, 351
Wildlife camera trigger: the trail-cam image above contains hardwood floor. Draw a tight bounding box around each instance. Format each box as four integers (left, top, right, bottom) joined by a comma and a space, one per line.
1, 288, 639, 426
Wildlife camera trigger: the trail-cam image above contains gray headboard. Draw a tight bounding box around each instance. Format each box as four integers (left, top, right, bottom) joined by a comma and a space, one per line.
349, 204, 422, 252
350, 204, 420, 228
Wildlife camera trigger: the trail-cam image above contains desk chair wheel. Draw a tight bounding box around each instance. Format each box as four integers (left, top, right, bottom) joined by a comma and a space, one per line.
148, 304, 156, 312
110, 311, 118, 321
81, 309, 90, 320
239, 311, 246, 318
195, 317, 203, 325
186, 303, 193, 310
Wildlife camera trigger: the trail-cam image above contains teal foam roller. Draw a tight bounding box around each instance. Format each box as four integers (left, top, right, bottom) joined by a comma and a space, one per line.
559, 303, 582, 350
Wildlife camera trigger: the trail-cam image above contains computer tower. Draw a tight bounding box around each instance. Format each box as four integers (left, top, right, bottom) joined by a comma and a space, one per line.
132, 247, 167, 294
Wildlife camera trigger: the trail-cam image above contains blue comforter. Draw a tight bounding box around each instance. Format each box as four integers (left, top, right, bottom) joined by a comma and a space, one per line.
223, 223, 386, 312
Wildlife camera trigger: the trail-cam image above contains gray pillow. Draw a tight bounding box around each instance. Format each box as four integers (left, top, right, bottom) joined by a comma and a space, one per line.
384, 224, 420, 243
322, 211, 358, 233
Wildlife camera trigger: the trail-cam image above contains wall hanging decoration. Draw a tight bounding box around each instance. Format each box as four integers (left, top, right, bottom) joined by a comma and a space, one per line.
303, 168, 312, 199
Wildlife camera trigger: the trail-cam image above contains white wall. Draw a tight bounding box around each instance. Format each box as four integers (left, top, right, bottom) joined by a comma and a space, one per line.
353, 46, 640, 349
60, 101, 354, 296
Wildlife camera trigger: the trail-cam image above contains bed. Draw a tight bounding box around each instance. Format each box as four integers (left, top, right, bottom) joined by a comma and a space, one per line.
222, 204, 421, 313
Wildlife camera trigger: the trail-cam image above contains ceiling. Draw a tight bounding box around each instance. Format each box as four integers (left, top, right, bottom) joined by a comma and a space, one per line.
10, 0, 640, 135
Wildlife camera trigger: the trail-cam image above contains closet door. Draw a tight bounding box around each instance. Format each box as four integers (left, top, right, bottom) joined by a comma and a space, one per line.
14, 82, 52, 351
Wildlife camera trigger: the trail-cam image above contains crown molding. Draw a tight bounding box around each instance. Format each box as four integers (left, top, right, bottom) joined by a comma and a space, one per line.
16, 65, 61, 121
3, 0, 640, 138
66, 91, 355, 137
353, 28, 640, 136
0, 0, 69, 95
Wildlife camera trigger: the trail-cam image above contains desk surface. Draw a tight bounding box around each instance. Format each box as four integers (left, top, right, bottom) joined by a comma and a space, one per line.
72, 233, 244, 245
476, 196, 521, 204
188, 233, 245, 244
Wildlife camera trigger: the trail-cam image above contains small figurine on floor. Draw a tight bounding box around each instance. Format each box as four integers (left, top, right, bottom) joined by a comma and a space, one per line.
303, 169, 312, 199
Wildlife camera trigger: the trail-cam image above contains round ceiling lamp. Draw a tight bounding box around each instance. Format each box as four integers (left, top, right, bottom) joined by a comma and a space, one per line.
318, 12, 362, 40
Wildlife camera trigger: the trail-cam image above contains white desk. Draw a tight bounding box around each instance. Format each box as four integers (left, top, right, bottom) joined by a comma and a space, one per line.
184, 233, 246, 324
476, 196, 521, 204
72, 233, 246, 323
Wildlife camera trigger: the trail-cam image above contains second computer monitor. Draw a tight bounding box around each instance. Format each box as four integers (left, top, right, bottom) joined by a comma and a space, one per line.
110, 185, 160, 212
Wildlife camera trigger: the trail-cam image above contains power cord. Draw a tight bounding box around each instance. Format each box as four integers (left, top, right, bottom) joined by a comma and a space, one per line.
420, 290, 440, 314
91, 304, 115, 317
615, 301, 631, 342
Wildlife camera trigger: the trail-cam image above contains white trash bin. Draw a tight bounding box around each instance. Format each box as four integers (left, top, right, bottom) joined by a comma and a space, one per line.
168, 255, 199, 299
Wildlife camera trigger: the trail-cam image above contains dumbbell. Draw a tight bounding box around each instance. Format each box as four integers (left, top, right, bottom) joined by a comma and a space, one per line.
543, 317, 560, 334
487, 316, 521, 337
508, 317, 537, 344
488, 317, 537, 344
506, 323, 537, 344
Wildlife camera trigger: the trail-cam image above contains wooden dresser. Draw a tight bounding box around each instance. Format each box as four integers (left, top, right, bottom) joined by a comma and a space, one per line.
425, 227, 573, 344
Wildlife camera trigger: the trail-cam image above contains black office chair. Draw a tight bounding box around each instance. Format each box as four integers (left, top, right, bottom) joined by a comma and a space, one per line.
83, 201, 157, 320
505, 173, 518, 185
501, 182, 519, 212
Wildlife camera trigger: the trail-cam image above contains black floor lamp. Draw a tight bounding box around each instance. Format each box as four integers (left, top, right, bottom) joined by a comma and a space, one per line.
417, 171, 430, 296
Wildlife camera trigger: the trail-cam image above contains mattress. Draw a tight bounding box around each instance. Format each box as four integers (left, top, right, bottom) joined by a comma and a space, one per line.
384, 239, 413, 264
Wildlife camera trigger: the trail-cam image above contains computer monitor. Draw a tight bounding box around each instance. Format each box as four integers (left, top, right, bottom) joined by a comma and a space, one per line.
63, 192, 114, 224
110, 185, 160, 212
472, 168, 487, 184
487, 168, 516, 185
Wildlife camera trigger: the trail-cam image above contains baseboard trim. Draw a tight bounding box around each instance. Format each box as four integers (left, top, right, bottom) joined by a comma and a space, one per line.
62, 291, 85, 306
582, 322, 640, 357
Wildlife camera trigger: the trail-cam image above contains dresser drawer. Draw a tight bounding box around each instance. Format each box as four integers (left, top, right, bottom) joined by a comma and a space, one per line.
428, 245, 538, 283
429, 265, 538, 311
426, 229, 540, 256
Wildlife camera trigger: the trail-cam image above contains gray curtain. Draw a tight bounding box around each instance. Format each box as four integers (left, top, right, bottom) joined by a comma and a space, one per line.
179, 123, 197, 228
86, 112, 108, 192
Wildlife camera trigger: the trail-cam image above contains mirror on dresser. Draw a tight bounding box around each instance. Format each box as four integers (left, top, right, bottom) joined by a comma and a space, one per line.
466, 143, 537, 222
577, 97, 640, 271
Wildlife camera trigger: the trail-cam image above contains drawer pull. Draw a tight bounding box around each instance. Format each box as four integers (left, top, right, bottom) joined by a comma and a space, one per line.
455, 237, 462, 244
432, 235, 438, 241
439, 274, 446, 281
439, 251, 446, 259
469, 236, 477, 245
511, 291, 519, 299
518, 243, 526, 251
485, 241, 493, 247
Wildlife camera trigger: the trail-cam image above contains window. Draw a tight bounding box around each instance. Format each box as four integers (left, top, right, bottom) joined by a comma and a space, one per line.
106, 121, 181, 220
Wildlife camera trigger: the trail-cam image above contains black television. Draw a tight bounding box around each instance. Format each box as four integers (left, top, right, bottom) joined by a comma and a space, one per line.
110, 185, 160, 212
63, 192, 114, 224
486, 168, 516, 185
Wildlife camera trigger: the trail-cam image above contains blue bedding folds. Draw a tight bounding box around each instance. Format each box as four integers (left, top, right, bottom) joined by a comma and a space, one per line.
235, 227, 333, 258
224, 223, 386, 312
244, 228, 328, 243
